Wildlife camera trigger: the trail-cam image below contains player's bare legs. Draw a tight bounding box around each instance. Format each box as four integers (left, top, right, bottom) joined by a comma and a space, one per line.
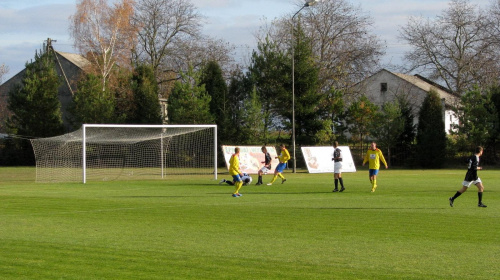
370, 174, 377, 192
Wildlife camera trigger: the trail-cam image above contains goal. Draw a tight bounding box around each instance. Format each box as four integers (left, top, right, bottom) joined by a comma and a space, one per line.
30, 124, 217, 183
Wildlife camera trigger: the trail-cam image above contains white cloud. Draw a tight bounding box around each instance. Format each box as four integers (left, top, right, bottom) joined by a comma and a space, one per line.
191, 0, 234, 9
0, 3, 75, 80
0, 4, 74, 34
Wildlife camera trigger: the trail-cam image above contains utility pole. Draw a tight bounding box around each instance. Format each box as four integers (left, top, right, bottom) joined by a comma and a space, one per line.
45, 38, 57, 53
44, 38, 74, 96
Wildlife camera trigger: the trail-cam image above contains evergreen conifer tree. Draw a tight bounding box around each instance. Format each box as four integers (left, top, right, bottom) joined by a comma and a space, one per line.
416, 90, 447, 168
200, 61, 229, 140
69, 73, 116, 126
248, 37, 288, 140
6, 49, 64, 165
130, 65, 162, 124
394, 97, 416, 166
168, 66, 213, 124
287, 24, 325, 145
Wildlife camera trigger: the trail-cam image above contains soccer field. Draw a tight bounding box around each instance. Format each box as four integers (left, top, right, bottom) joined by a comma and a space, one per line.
0, 167, 498, 279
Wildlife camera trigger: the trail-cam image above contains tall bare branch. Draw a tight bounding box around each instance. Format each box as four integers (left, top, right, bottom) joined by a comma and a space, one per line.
132, 0, 203, 73
70, 0, 137, 91
0, 63, 8, 84
254, 0, 384, 95
399, 0, 498, 95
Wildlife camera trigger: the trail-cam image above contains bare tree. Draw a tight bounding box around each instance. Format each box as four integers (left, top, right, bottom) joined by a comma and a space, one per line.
0, 63, 8, 84
147, 37, 235, 99
167, 38, 235, 77
489, 0, 500, 35
486, 0, 500, 81
254, 0, 384, 95
132, 0, 235, 94
0, 63, 9, 132
70, 0, 137, 90
303, 0, 384, 93
399, 0, 499, 95
133, 0, 203, 73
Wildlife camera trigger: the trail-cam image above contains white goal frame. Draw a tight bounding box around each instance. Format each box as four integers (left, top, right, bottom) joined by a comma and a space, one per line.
81, 124, 217, 183
31, 124, 217, 183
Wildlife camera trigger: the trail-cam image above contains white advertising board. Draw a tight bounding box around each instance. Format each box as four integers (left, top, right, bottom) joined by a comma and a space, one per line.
221, 145, 280, 174
301, 146, 356, 173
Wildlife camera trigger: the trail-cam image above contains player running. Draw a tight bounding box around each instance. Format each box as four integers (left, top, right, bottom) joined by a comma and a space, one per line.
267, 144, 290, 185
449, 146, 487, 207
256, 146, 272, 185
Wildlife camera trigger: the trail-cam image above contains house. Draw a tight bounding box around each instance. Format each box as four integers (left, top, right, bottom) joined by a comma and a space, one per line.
0, 47, 90, 133
0, 41, 170, 133
354, 69, 459, 133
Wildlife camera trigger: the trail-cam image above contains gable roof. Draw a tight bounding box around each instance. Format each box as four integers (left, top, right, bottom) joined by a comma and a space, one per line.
55, 51, 90, 70
0, 51, 90, 88
357, 69, 458, 106
393, 72, 456, 97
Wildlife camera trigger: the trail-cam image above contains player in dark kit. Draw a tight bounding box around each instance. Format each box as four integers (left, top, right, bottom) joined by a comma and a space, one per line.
449, 146, 487, 207
332, 141, 345, 192
256, 146, 272, 185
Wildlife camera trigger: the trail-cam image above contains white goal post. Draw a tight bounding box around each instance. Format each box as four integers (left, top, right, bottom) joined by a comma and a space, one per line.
31, 124, 217, 183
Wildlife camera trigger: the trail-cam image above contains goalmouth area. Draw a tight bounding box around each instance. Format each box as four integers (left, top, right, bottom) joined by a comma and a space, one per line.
30, 124, 217, 183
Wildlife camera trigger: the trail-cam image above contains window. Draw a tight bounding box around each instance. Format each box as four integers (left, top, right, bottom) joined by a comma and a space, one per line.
380, 83, 387, 92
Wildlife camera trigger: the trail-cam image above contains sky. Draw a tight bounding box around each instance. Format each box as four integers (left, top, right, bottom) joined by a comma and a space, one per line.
0, 0, 492, 82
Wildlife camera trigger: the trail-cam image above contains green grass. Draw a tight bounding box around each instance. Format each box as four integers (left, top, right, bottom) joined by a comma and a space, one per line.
0, 167, 498, 279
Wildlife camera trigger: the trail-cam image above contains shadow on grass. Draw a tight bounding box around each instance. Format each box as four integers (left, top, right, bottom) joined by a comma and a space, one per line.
207, 192, 333, 195
110, 196, 196, 198
313, 207, 447, 210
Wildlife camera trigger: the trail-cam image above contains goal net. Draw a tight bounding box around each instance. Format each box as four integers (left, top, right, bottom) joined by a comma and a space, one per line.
30, 124, 217, 183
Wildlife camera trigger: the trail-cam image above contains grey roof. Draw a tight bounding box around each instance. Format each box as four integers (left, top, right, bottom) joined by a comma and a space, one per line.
393, 72, 457, 105
55, 51, 90, 70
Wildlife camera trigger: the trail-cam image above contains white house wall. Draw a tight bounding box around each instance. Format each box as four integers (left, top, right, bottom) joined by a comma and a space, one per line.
354, 69, 459, 134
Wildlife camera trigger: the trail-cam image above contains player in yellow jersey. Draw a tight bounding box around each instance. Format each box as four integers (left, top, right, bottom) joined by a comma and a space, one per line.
362, 142, 388, 192
229, 147, 244, 197
267, 144, 290, 185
